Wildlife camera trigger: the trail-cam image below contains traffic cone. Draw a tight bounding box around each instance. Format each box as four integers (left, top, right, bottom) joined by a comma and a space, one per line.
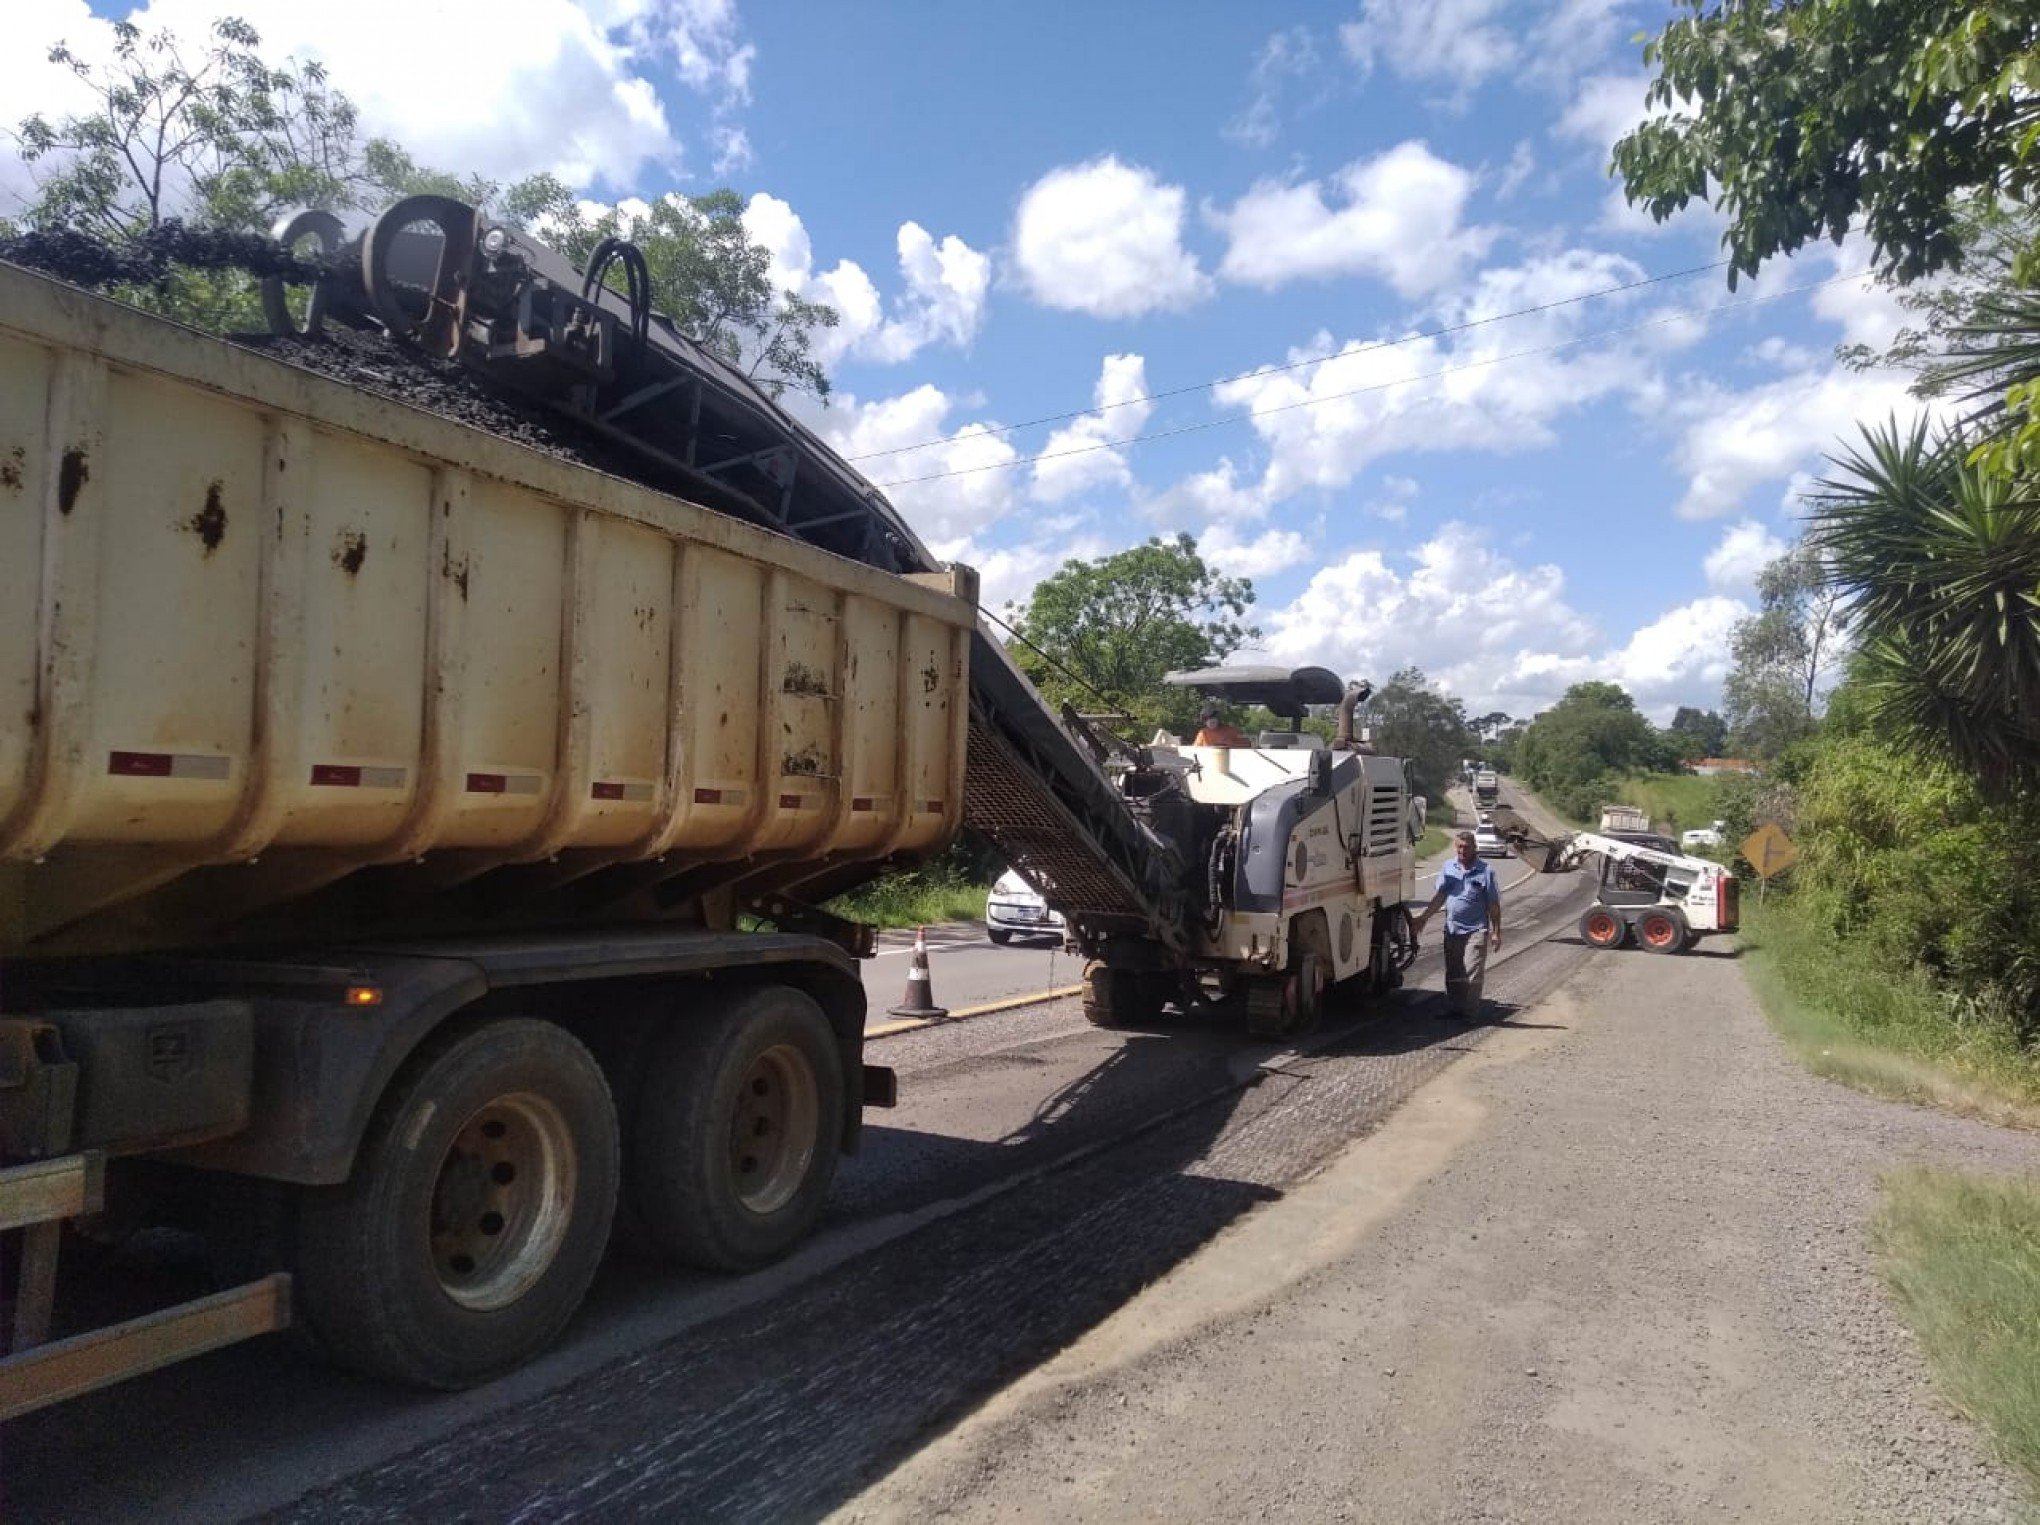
888, 925, 949, 1020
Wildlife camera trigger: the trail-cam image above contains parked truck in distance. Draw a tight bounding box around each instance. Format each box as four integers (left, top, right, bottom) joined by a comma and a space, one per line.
1473, 769, 1500, 807
1598, 803, 1651, 834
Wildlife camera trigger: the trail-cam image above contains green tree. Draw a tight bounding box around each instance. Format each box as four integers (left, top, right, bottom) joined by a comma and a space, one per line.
1722, 545, 1849, 760
11, 19, 843, 396
1006, 533, 1257, 738
1612, 1, 2040, 286
1516, 681, 1659, 820
502, 177, 839, 400
1806, 418, 2040, 801
17, 17, 368, 240
1668, 705, 1728, 760
1368, 668, 1475, 803
13, 17, 385, 329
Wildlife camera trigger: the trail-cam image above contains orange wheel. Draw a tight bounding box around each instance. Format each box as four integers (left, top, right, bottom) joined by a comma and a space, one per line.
1578, 907, 1625, 948
1637, 908, 1687, 953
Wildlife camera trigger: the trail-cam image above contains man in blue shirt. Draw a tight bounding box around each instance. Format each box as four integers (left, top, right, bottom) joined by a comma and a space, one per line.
1411, 830, 1503, 1018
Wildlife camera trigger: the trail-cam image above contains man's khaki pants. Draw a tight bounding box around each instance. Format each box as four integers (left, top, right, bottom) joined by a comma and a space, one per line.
1442, 930, 1489, 1016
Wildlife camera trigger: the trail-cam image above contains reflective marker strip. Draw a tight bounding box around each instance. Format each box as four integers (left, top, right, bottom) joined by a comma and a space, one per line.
309, 764, 407, 788
920, 799, 943, 813
592, 781, 654, 802
692, 787, 746, 805
779, 793, 815, 810
466, 773, 542, 795
108, 751, 231, 780
851, 797, 877, 812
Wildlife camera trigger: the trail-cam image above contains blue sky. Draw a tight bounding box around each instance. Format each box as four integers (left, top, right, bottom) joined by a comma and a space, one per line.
7, 0, 1929, 722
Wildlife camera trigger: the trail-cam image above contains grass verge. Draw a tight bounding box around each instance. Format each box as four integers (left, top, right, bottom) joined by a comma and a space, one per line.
1874, 1167, 2040, 1496
1609, 771, 1727, 835
826, 871, 988, 929
1417, 797, 1460, 859
1736, 897, 2040, 1130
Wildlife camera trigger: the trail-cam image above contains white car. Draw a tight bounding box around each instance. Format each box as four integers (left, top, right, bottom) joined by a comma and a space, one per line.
1681, 820, 1727, 850
985, 869, 1066, 944
1473, 825, 1511, 858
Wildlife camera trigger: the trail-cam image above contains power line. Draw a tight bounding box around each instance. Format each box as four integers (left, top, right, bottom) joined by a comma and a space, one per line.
872, 271, 1868, 490
844, 257, 1732, 465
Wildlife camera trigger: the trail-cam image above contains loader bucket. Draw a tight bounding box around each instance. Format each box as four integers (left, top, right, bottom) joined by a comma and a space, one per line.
1490, 807, 1564, 873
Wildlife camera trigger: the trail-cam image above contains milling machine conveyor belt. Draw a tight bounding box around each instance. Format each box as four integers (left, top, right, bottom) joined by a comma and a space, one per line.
964, 630, 1192, 956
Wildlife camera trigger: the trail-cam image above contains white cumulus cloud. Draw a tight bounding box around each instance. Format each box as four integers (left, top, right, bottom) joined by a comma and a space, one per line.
1012, 156, 1212, 319
743, 193, 989, 367
1341, 0, 1516, 89
1032, 353, 1156, 503
1703, 520, 1789, 590
1260, 522, 1746, 718
95, 0, 690, 192
1211, 141, 1493, 296
806, 385, 1019, 556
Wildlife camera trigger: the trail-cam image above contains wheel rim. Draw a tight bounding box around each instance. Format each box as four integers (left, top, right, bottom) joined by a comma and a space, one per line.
728, 1043, 820, 1215
1642, 916, 1676, 948
1587, 912, 1618, 945
430, 1091, 577, 1312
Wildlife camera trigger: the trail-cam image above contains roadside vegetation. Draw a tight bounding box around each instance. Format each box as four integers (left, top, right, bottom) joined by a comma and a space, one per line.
826, 868, 989, 930
1874, 1168, 2040, 1492
1613, 3, 2040, 1497
1415, 798, 1460, 860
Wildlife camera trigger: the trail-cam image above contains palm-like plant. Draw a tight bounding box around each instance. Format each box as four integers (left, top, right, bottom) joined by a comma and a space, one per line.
1805, 416, 2040, 801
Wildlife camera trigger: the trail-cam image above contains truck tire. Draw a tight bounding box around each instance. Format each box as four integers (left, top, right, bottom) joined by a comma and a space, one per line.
987, 928, 1014, 945
630, 986, 843, 1273
1578, 906, 1626, 949
1368, 905, 1415, 993
1081, 961, 1168, 1028
1246, 952, 1324, 1038
295, 1019, 620, 1389
1636, 907, 1688, 954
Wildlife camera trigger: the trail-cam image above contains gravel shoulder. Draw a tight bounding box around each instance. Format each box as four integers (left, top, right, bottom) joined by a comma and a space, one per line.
835, 934, 2040, 1523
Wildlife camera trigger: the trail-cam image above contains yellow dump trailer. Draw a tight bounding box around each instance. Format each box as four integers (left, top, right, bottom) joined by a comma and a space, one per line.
0, 261, 974, 1406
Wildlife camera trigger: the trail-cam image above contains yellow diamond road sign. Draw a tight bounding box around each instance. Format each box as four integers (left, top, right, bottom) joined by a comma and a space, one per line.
1740, 822, 1797, 879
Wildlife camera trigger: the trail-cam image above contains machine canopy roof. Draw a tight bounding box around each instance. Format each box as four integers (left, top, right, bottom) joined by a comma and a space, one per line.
1162, 665, 1348, 717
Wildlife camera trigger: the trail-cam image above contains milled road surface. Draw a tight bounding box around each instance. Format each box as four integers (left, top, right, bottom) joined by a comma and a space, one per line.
838, 927, 2040, 1523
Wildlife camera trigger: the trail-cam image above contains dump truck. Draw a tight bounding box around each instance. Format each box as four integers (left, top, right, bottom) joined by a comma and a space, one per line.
0, 200, 1420, 1413
1598, 803, 1650, 834
1473, 768, 1499, 807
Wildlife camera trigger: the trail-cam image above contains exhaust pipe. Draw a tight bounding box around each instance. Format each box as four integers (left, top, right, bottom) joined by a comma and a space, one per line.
1333, 679, 1373, 748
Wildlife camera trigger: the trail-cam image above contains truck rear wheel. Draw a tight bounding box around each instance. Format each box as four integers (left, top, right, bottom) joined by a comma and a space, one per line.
296, 1019, 620, 1389
629, 986, 843, 1272
1081, 961, 1166, 1028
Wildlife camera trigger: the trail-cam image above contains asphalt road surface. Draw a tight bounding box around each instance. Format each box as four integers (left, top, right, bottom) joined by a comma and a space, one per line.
7, 783, 1575, 1523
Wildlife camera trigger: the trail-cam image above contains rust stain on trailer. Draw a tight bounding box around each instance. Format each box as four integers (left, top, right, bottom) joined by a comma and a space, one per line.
782, 661, 830, 696
57, 448, 88, 514
186, 482, 227, 554
1, 446, 24, 491
333, 530, 368, 576
440, 540, 469, 600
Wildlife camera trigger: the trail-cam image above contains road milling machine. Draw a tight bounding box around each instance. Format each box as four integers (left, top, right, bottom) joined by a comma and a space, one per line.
1050, 667, 1423, 1037
1494, 811, 1739, 953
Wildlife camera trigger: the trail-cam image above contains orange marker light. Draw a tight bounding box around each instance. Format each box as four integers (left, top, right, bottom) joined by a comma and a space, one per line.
344, 985, 383, 1009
